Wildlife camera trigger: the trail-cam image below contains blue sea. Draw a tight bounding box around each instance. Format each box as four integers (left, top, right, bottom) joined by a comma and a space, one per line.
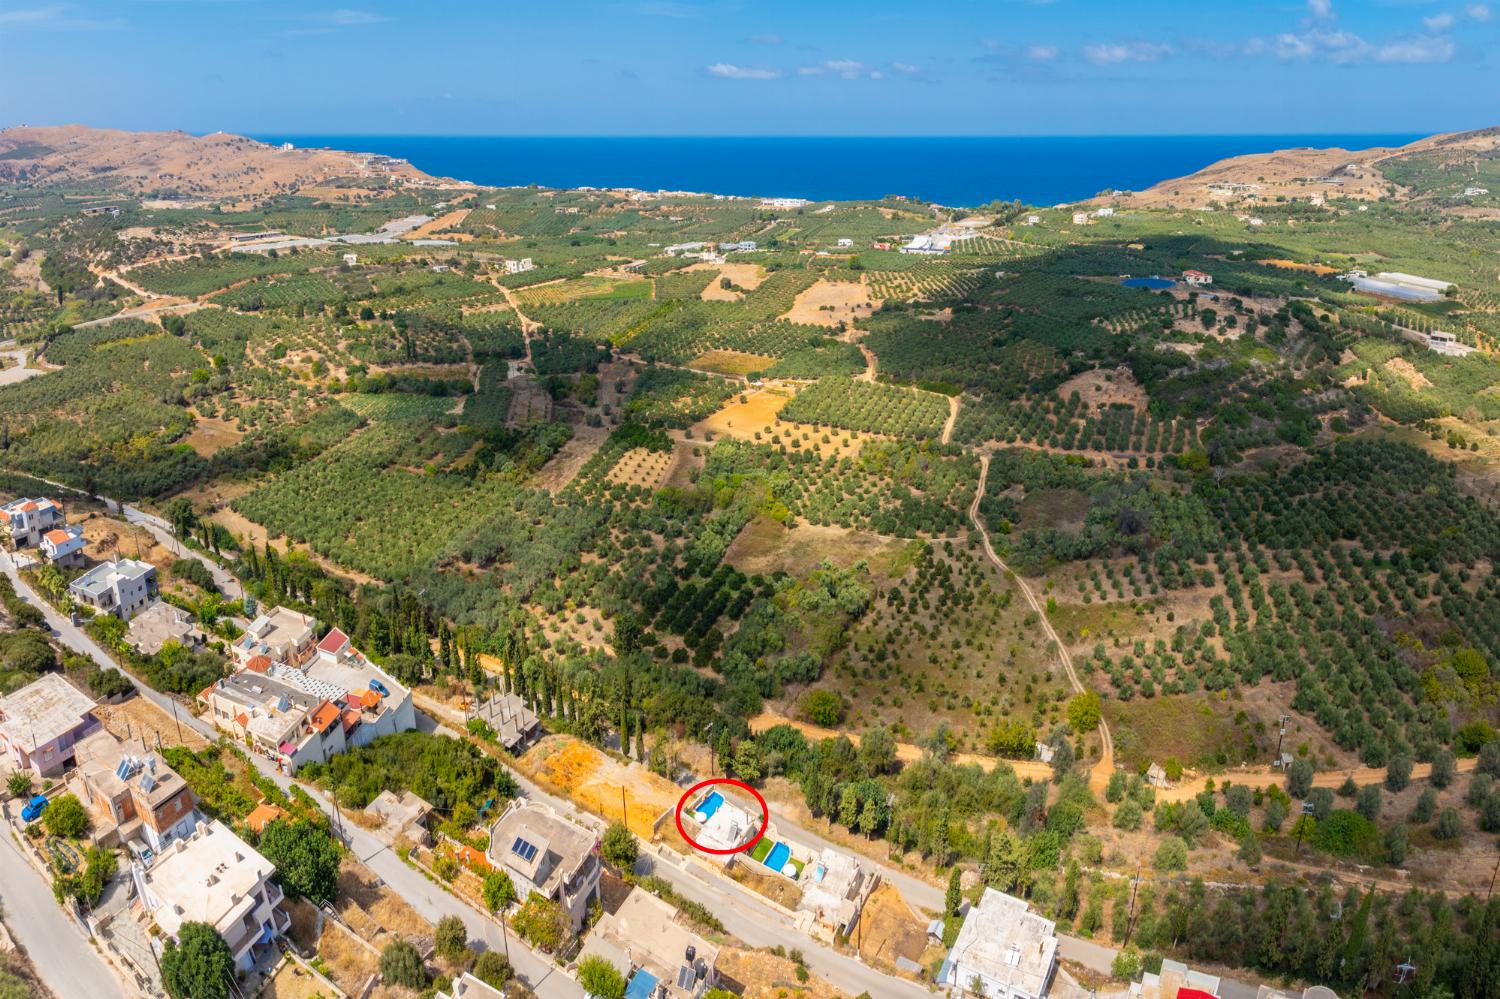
252, 134, 1424, 207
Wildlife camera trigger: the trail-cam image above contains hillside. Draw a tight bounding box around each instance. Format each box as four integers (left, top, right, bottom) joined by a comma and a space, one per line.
0, 124, 441, 202
1100, 124, 1500, 209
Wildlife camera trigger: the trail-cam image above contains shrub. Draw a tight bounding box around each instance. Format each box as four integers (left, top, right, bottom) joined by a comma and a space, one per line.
1385, 823, 1409, 865
42, 794, 88, 838
1153, 837, 1188, 871
435, 915, 468, 962
379, 939, 428, 989
1286, 758, 1314, 798
473, 949, 512, 988
1112, 946, 1143, 980
1312, 809, 1378, 857
1113, 798, 1143, 831
1411, 788, 1437, 823
1067, 691, 1102, 733
601, 821, 638, 872
1355, 785, 1383, 821
513, 893, 568, 952
1430, 749, 1456, 788
5, 772, 31, 799
1435, 808, 1462, 839
1385, 754, 1412, 792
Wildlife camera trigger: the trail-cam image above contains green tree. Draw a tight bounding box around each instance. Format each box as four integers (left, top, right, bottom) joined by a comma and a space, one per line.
161, 922, 234, 999
257, 819, 339, 904
1384, 822, 1409, 865
435, 915, 468, 962
1237, 831, 1261, 866
1385, 753, 1412, 792
1355, 785, 1382, 822
799, 689, 845, 727
1287, 758, 1315, 798
600, 821, 638, 872
1434, 808, 1462, 839
1430, 749, 1456, 789
379, 939, 428, 989
946, 867, 963, 916
1067, 691, 1102, 733
577, 955, 626, 999
1112, 946, 1143, 980
43, 794, 88, 838
482, 870, 517, 912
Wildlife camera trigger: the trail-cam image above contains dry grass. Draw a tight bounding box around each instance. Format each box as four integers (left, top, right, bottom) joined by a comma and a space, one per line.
605, 446, 674, 489
1056, 366, 1150, 411
690, 388, 789, 439
1384, 357, 1434, 390
94, 694, 210, 751
780, 279, 874, 327
688, 261, 766, 301
689, 349, 774, 376
258, 957, 339, 999
533, 425, 608, 493
717, 947, 849, 999
404, 209, 472, 241
724, 518, 908, 577
518, 735, 682, 839
1259, 258, 1340, 276
181, 415, 246, 457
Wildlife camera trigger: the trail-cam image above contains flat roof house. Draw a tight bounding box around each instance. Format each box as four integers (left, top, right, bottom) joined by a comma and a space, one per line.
134, 820, 288, 973
939, 888, 1058, 999
39, 525, 86, 568
798, 847, 878, 939
0, 673, 100, 777
471, 691, 539, 752
73, 729, 199, 854
1182, 270, 1214, 286
0, 497, 64, 548
487, 801, 600, 932
437, 973, 506, 999
232, 606, 317, 668
127, 601, 205, 657
69, 559, 158, 621
578, 889, 719, 999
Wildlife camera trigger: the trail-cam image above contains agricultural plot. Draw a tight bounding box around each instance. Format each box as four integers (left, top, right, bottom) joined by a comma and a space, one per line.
620, 367, 739, 429
130, 251, 337, 297
516, 275, 651, 307
780, 377, 950, 439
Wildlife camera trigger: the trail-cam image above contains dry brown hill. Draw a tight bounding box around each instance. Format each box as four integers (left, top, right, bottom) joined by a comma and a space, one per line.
0, 124, 442, 202
1094, 125, 1500, 209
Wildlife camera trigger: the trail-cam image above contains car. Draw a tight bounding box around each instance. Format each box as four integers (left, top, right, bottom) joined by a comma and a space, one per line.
369, 679, 390, 697
20, 795, 48, 822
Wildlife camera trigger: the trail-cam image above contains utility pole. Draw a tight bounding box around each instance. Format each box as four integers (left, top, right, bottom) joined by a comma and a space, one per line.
1274, 713, 1288, 766
170, 698, 184, 745
1296, 800, 1314, 857
620, 786, 628, 827
1124, 861, 1143, 946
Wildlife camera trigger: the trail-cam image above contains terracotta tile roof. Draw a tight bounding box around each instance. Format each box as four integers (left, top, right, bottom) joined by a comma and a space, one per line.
43, 529, 71, 544
309, 700, 340, 732
245, 654, 273, 673
235, 712, 250, 728
246, 803, 285, 834
317, 627, 350, 655
350, 689, 381, 709
341, 708, 361, 734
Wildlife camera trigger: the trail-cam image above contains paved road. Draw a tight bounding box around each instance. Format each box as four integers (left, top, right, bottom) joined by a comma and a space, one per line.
0, 823, 129, 999
0, 550, 578, 999
120, 505, 243, 600
640, 848, 933, 999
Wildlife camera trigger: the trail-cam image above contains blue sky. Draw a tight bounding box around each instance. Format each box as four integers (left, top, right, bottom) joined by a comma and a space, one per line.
1, 0, 1496, 135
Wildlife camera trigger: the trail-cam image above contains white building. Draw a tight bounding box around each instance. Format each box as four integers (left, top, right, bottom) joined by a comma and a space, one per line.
1071, 212, 1090, 226
1426, 330, 1476, 357
901, 234, 946, 256
1023, 214, 1041, 226
343, 252, 359, 266
135, 820, 288, 973
760, 197, 809, 209
1093, 207, 1116, 218
232, 605, 318, 668
798, 847, 878, 939
836, 238, 854, 248
1182, 270, 1214, 287
1463, 187, 1489, 197
487, 801, 600, 932
39, 525, 86, 567
0, 497, 64, 548
940, 889, 1058, 999
503, 257, 536, 274
437, 973, 505, 999
69, 559, 158, 621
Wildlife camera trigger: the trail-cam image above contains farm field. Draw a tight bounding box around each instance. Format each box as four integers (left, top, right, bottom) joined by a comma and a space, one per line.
8, 127, 1500, 999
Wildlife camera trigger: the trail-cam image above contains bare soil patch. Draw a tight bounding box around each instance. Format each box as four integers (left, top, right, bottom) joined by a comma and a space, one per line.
1259, 258, 1340, 276
95, 693, 210, 751
717, 946, 848, 999
516, 734, 682, 840
856, 881, 928, 968
533, 424, 607, 493
1384, 356, 1433, 390
1056, 366, 1149, 411
780, 279, 874, 327
404, 208, 472, 240
688, 261, 765, 301
181, 415, 246, 457
724, 517, 908, 577
691, 388, 791, 439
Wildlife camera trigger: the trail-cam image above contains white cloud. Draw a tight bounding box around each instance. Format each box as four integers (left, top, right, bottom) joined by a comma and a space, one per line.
705, 62, 780, 79
892, 61, 921, 74
1467, 2, 1492, 20
0, 4, 121, 28
1025, 44, 1060, 61
325, 8, 387, 24
1377, 35, 1456, 62
1082, 41, 1173, 65
1307, 0, 1334, 19
1423, 11, 1455, 31
797, 58, 884, 79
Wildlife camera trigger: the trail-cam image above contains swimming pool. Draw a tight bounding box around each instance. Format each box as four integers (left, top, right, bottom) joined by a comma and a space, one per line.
694, 791, 724, 823
1123, 276, 1175, 290
764, 841, 791, 873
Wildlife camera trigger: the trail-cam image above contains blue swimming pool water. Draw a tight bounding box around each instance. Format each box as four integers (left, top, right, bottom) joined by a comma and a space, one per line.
1123, 277, 1175, 290
764, 841, 791, 872
695, 791, 724, 821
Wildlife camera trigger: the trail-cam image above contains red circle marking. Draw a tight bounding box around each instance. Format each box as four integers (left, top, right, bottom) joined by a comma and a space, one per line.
674, 778, 769, 856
